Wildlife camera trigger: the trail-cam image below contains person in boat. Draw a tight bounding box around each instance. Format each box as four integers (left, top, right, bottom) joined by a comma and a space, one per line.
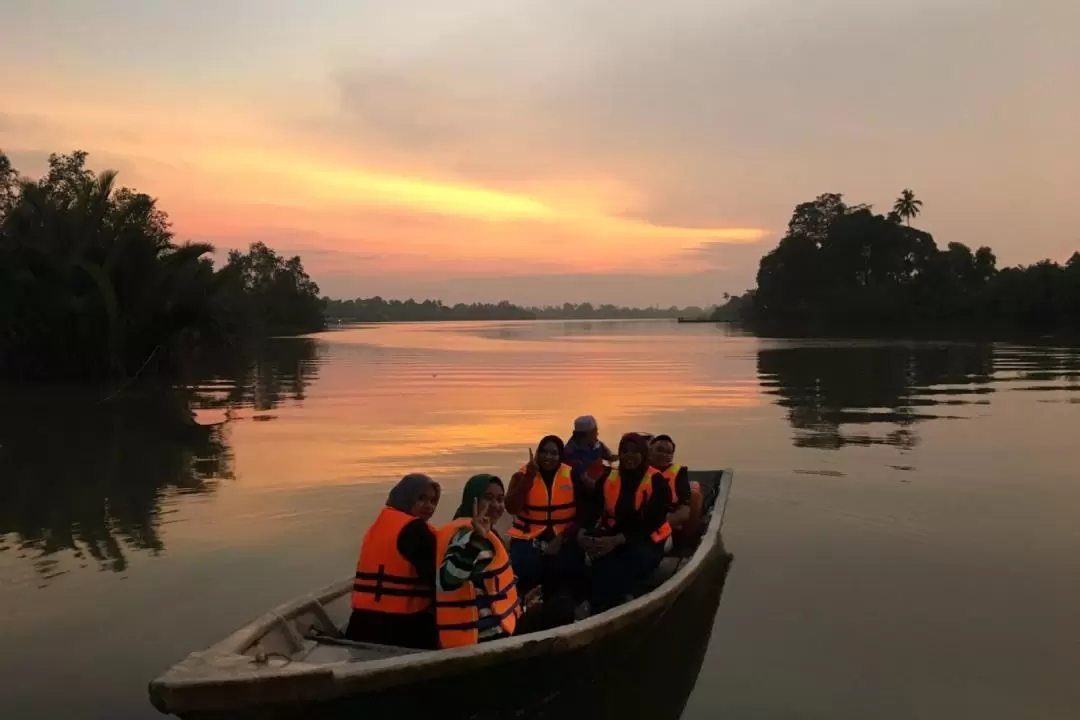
648, 434, 694, 538
435, 474, 542, 648
346, 473, 441, 649
562, 415, 616, 485
505, 435, 588, 612
578, 432, 672, 613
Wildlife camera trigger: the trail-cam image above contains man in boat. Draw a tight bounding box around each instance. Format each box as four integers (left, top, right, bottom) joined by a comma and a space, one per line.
648, 433, 691, 546
562, 415, 616, 485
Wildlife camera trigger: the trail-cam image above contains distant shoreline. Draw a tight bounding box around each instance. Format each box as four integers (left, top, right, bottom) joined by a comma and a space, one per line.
322, 297, 708, 324
325, 315, 686, 325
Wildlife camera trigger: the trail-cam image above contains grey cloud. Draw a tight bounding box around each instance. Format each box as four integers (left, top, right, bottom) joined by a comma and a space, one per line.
321, 1, 1071, 231
312, 0, 1077, 261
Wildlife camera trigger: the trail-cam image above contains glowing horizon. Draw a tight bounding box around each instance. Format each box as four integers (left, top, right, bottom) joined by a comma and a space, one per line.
1, 0, 1075, 306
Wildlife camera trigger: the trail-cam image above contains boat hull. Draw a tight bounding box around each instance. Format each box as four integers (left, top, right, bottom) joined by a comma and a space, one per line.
181, 548, 733, 720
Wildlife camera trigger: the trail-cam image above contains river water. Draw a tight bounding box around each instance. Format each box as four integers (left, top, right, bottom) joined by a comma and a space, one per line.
2, 320, 1078, 719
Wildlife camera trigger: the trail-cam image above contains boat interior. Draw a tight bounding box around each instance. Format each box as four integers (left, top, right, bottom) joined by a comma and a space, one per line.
230, 470, 729, 669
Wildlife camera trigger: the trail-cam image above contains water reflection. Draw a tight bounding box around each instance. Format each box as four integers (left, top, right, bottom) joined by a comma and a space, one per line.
272, 323, 756, 484
758, 341, 1080, 450
192, 337, 325, 415
0, 337, 322, 586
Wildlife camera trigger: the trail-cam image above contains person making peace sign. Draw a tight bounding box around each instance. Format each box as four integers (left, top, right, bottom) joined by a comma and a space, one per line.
434, 475, 542, 648
505, 436, 587, 607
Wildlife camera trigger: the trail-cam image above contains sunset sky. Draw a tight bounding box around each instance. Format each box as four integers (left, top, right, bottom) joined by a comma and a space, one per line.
1, 0, 1076, 306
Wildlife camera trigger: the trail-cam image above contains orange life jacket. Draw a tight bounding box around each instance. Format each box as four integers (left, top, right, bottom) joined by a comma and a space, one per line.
659, 463, 684, 531
509, 463, 576, 540
659, 464, 683, 500
601, 468, 672, 544
435, 518, 521, 648
352, 506, 434, 614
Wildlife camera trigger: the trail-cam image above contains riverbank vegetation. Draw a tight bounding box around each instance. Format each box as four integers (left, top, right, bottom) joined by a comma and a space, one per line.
324, 297, 706, 323
0, 150, 325, 383
711, 191, 1080, 335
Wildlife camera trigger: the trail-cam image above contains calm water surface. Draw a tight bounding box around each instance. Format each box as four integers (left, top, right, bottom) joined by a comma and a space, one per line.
2, 320, 1079, 719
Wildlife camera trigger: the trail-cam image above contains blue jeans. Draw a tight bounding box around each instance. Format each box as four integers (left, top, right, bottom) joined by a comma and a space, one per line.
509, 536, 587, 597
588, 539, 665, 613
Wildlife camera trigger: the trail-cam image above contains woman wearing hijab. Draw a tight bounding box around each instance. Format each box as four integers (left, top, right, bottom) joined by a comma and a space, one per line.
345, 473, 441, 649
435, 475, 542, 648
505, 435, 585, 597
578, 433, 672, 613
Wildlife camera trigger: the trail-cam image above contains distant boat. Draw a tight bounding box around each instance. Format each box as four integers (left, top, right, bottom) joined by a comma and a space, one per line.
148, 470, 735, 719
676, 316, 713, 323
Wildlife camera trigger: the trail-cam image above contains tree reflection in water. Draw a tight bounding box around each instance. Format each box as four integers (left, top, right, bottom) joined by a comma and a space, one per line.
758, 341, 1080, 450
758, 342, 995, 450
0, 337, 321, 585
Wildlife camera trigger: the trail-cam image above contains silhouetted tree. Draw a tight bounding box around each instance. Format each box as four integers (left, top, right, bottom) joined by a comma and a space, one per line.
723, 191, 1079, 336
892, 188, 923, 226
0, 149, 325, 383
219, 242, 325, 335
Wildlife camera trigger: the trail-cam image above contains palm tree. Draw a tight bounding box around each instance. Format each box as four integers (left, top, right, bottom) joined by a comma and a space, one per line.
892, 189, 923, 226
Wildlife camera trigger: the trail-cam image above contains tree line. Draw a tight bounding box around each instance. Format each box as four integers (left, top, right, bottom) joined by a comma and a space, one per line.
0, 150, 326, 383
324, 297, 706, 323
711, 190, 1080, 335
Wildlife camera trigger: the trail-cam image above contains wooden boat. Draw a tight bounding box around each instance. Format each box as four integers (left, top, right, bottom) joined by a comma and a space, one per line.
149, 469, 735, 719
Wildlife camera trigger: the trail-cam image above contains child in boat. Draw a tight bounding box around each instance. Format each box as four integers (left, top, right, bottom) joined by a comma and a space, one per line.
435, 475, 543, 648
346, 473, 441, 649
562, 415, 616, 485
648, 434, 694, 537
577, 433, 671, 613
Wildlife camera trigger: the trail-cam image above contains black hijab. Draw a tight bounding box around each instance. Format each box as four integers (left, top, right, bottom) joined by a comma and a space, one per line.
536, 434, 565, 485
617, 432, 651, 483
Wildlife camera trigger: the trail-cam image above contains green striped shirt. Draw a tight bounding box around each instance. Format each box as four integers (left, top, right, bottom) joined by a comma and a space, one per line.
437, 527, 508, 642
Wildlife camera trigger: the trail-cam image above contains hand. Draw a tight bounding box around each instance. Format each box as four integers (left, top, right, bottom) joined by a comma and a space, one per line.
525, 447, 538, 477
523, 586, 543, 612
542, 534, 564, 557
471, 498, 492, 539
591, 534, 625, 558
577, 529, 596, 555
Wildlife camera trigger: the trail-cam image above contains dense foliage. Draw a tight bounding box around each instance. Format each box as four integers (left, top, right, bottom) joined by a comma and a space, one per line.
0, 150, 325, 382
712, 191, 1080, 335
325, 297, 705, 322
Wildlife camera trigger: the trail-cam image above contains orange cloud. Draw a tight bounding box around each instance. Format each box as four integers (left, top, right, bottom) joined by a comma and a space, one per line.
2, 89, 767, 283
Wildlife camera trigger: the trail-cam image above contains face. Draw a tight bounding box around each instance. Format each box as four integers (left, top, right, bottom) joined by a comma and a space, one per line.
410, 485, 439, 521
537, 440, 561, 471
650, 440, 675, 469
586, 427, 600, 445
481, 482, 505, 521
620, 444, 644, 470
